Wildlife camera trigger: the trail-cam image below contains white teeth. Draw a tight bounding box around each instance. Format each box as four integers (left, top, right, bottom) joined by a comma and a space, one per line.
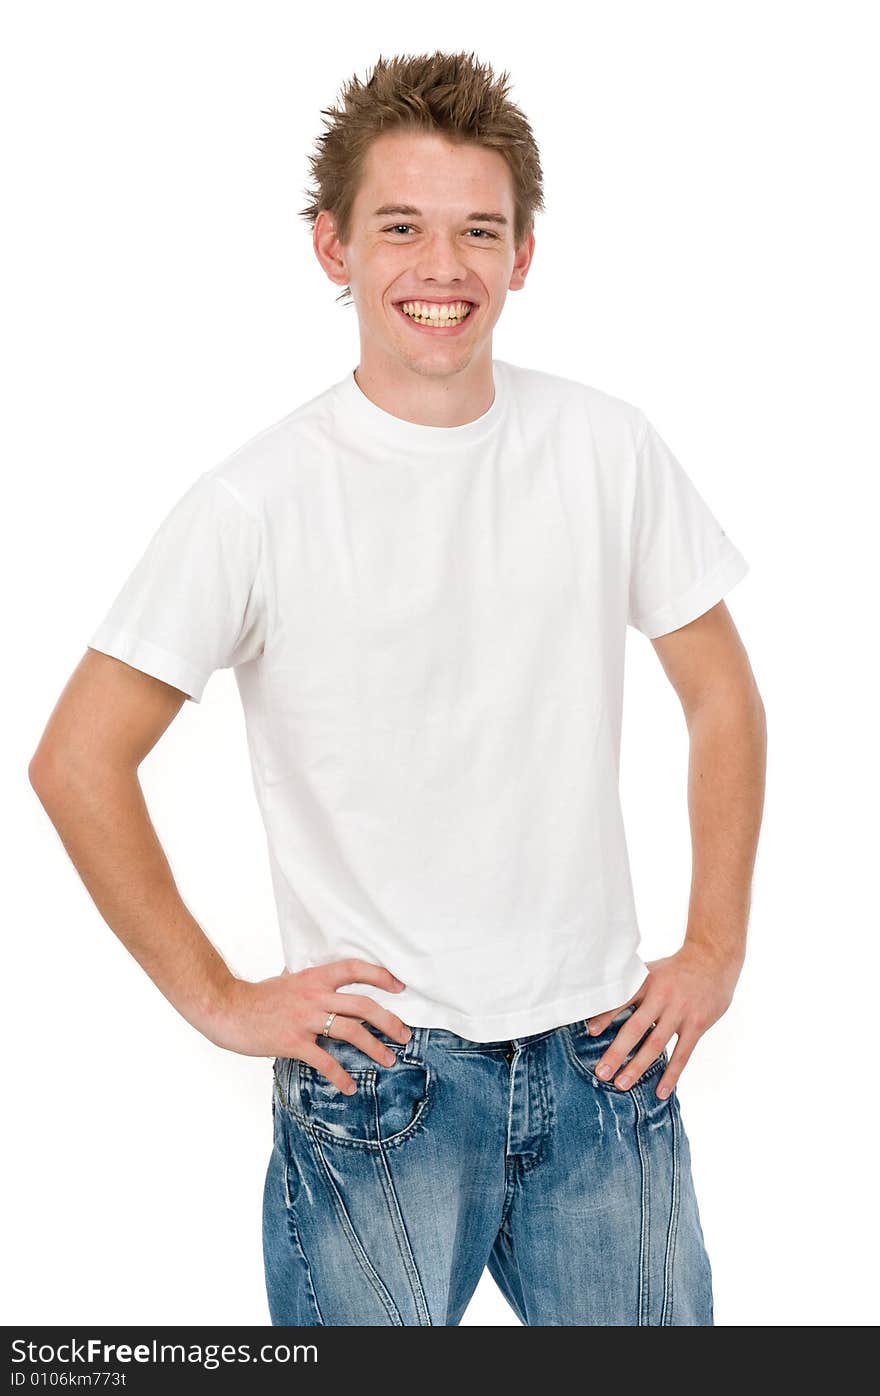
399, 300, 473, 324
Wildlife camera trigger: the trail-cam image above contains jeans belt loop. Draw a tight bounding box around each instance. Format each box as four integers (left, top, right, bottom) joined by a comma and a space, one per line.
401, 1025, 428, 1064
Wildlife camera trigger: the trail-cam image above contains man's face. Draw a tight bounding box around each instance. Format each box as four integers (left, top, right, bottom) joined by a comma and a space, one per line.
315, 130, 533, 382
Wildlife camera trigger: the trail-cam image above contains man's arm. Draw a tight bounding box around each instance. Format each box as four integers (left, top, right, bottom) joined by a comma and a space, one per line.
28, 650, 411, 1093
585, 598, 767, 1098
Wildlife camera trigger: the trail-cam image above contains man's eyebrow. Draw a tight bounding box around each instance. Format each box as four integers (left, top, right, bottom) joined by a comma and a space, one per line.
371, 204, 508, 226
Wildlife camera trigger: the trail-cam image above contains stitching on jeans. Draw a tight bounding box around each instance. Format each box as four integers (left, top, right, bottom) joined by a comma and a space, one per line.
283, 1061, 435, 1151
285, 1202, 325, 1324
271, 1079, 323, 1324
660, 1095, 682, 1326
307, 1125, 404, 1325
371, 1092, 433, 1326
499, 1156, 518, 1232
520, 1041, 555, 1172
282, 1156, 291, 1210
561, 1021, 669, 1095
632, 1086, 651, 1325
486, 1222, 528, 1326
271, 1058, 286, 1109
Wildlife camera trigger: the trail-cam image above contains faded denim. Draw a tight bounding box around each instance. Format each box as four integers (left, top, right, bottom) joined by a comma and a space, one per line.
262, 1005, 714, 1325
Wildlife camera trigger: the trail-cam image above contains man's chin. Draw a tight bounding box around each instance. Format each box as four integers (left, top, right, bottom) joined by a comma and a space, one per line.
381, 331, 477, 375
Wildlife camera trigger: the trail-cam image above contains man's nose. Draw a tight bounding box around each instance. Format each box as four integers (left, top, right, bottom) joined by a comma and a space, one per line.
413, 236, 470, 282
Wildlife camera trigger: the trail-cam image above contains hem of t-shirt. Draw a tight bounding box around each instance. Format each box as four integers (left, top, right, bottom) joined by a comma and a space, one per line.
631, 544, 749, 639
340, 956, 649, 1043
87, 627, 209, 703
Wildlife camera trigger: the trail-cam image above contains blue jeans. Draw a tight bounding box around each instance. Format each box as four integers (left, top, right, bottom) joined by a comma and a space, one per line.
262, 1006, 714, 1325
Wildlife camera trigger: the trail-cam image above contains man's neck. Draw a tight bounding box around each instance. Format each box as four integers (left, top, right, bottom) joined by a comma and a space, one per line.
352, 353, 495, 429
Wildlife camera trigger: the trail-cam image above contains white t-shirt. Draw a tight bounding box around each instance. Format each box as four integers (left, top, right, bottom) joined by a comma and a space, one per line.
87, 359, 749, 1041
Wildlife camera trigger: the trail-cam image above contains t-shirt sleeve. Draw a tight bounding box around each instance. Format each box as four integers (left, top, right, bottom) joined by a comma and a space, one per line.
627, 416, 749, 638
87, 472, 267, 702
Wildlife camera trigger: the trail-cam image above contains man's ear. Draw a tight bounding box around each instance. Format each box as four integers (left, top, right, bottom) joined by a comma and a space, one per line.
509, 228, 535, 292
313, 209, 350, 290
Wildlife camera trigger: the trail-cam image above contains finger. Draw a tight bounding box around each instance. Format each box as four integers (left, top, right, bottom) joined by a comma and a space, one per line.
586, 980, 648, 1035
610, 1023, 671, 1091
587, 1005, 639, 1035
327, 1020, 400, 1069
298, 1042, 358, 1095
654, 1032, 698, 1100
585, 1007, 623, 1035
593, 1007, 659, 1082
315, 1013, 400, 1068
316, 959, 406, 993
318, 992, 411, 1041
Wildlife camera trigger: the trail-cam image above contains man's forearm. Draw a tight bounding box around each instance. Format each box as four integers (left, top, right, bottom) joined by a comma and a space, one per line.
583, 670, 766, 1095
682, 687, 767, 969
29, 756, 235, 1041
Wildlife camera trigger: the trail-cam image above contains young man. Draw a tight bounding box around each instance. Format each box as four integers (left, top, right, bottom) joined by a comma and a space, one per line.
29, 52, 766, 1326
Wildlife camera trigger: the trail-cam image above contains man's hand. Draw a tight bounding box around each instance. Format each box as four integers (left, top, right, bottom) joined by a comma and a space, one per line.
585, 941, 742, 1099
205, 958, 412, 1095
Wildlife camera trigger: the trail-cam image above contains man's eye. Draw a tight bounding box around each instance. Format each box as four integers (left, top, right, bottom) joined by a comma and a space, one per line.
381, 225, 497, 239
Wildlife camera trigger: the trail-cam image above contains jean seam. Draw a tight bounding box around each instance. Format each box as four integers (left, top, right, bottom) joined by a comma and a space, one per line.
272, 1081, 294, 1213
521, 1043, 554, 1172
282, 1154, 291, 1210
307, 1124, 404, 1325
632, 1085, 651, 1326
371, 1095, 433, 1325
272, 1084, 324, 1325
285, 1203, 325, 1324
660, 1095, 682, 1326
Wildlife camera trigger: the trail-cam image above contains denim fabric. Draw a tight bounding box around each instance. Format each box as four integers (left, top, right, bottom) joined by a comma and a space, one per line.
262, 1006, 714, 1325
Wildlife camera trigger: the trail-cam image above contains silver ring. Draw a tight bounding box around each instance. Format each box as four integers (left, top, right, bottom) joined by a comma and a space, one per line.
322, 1011, 337, 1037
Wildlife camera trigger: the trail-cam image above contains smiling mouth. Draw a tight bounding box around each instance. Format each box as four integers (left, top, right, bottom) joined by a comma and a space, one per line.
392, 300, 477, 331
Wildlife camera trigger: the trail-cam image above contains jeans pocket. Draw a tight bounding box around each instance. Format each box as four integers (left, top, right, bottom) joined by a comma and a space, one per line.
563, 1006, 667, 1092
280, 1041, 433, 1149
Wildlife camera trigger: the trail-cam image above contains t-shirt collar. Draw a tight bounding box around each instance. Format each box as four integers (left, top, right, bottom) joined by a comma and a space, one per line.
335, 360, 506, 451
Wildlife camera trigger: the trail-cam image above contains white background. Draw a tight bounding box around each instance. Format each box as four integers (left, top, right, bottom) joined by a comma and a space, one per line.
4, 0, 878, 1327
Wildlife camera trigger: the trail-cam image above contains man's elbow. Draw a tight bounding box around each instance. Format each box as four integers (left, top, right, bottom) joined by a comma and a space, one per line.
29, 743, 72, 807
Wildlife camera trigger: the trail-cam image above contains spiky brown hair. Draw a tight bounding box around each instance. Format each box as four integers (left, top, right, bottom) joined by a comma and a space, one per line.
300, 50, 545, 305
